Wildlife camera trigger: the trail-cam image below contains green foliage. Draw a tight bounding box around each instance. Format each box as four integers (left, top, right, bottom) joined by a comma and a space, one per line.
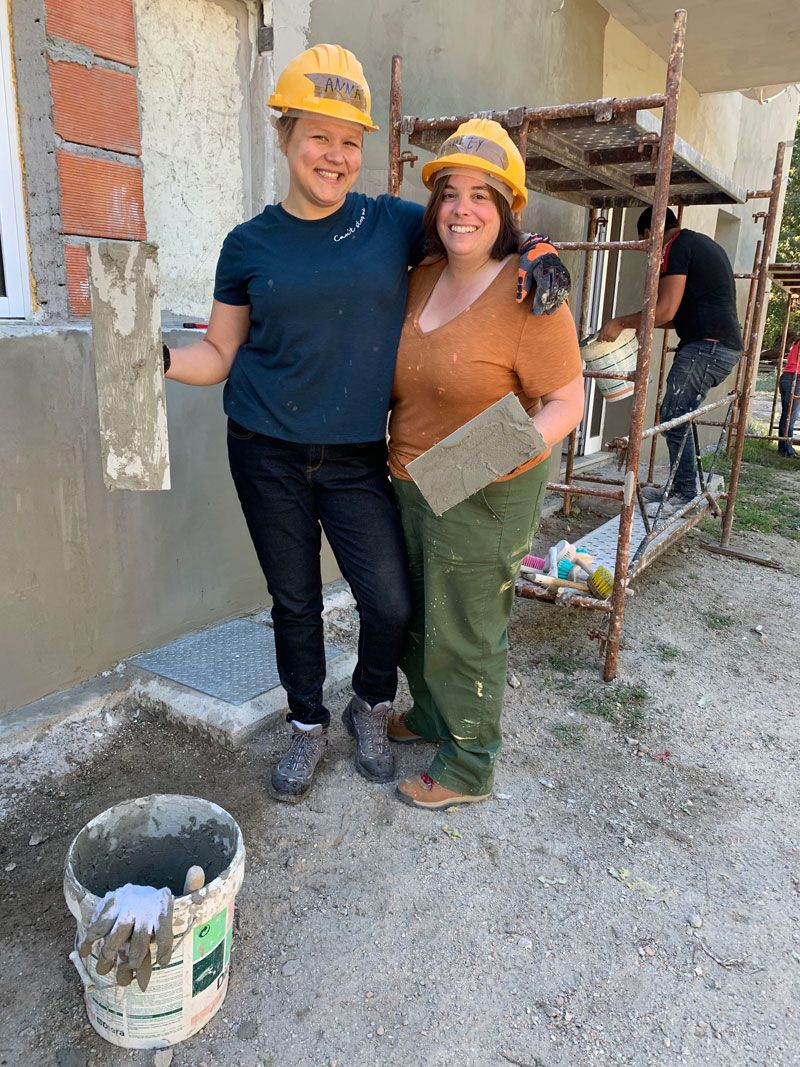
764, 115, 800, 349
754, 370, 778, 393
577, 685, 648, 729
742, 435, 796, 469
698, 435, 800, 541
548, 722, 586, 748
544, 651, 583, 674
764, 289, 800, 352
705, 612, 734, 631
656, 642, 681, 662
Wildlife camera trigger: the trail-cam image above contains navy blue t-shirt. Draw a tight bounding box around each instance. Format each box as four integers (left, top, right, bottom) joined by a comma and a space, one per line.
214, 193, 425, 444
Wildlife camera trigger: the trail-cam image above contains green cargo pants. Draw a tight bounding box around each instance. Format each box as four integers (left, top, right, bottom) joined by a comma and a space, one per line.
392, 462, 548, 795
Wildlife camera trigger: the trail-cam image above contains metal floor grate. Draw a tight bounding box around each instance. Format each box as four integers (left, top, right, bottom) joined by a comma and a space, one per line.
576, 511, 648, 573
577, 499, 713, 578
130, 618, 344, 706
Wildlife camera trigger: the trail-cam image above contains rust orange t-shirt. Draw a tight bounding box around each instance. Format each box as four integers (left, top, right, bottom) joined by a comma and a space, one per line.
388, 257, 582, 481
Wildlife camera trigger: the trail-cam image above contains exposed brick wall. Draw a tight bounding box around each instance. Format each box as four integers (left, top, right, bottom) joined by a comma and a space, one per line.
44, 0, 137, 67
49, 60, 141, 155
58, 151, 146, 240
43, 0, 144, 318
64, 243, 90, 318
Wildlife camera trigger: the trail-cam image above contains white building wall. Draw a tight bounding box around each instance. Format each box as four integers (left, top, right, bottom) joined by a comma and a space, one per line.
135, 0, 259, 318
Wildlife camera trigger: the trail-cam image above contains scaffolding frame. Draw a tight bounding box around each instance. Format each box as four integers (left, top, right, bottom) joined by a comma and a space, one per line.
388, 8, 787, 681
765, 265, 800, 450
728, 262, 800, 452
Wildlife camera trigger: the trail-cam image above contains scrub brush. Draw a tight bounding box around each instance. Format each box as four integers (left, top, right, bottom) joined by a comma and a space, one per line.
557, 558, 584, 582
531, 573, 591, 594
572, 557, 614, 600
544, 539, 572, 575
520, 554, 546, 574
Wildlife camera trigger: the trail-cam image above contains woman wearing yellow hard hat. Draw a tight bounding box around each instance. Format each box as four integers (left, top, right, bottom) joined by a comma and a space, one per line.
163, 46, 570, 805
387, 118, 585, 809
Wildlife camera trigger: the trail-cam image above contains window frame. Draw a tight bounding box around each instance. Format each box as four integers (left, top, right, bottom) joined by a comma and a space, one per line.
0, 3, 31, 319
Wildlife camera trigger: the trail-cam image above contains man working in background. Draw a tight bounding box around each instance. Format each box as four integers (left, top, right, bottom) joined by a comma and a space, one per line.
600, 207, 742, 512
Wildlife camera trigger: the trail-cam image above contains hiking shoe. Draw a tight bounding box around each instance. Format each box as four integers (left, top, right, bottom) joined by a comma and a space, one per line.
388, 711, 425, 744
396, 772, 490, 810
640, 484, 668, 504
342, 695, 395, 782
645, 492, 695, 519
269, 723, 328, 803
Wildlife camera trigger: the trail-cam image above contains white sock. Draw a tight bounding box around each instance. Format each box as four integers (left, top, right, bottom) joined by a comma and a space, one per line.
290, 719, 322, 731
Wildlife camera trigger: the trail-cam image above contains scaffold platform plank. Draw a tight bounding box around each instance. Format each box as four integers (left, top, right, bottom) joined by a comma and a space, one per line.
406, 107, 745, 209
769, 262, 800, 298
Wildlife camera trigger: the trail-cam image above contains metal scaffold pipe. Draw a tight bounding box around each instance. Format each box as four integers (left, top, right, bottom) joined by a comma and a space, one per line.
721, 141, 786, 546
768, 292, 795, 438
602, 7, 687, 682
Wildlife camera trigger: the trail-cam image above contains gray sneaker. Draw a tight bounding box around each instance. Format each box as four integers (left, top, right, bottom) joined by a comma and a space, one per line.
641, 484, 696, 505
342, 695, 395, 782
270, 722, 328, 803
645, 492, 695, 519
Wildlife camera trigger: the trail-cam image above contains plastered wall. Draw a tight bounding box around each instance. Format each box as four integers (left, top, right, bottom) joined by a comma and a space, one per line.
0, 327, 268, 715
135, 0, 265, 319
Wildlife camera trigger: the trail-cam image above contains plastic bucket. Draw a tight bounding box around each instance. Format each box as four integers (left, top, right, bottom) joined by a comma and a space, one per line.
582, 329, 638, 402
64, 794, 245, 1050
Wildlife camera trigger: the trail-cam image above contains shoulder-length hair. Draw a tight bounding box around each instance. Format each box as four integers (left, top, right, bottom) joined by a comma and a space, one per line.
421, 174, 521, 261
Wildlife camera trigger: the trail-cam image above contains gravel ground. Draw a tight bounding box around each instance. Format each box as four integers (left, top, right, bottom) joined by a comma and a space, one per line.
0, 464, 798, 1067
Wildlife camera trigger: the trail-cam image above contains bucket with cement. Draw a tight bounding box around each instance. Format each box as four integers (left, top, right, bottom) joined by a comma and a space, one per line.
581, 329, 638, 402
64, 794, 245, 1049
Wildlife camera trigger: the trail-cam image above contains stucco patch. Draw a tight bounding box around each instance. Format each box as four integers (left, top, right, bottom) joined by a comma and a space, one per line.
135, 0, 249, 318
88, 240, 170, 491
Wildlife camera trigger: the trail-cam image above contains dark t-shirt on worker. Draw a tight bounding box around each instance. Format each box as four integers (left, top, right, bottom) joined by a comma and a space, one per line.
214, 193, 425, 444
661, 228, 742, 352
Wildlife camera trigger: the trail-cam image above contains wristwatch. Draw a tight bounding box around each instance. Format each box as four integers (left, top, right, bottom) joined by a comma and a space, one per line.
162, 343, 171, 373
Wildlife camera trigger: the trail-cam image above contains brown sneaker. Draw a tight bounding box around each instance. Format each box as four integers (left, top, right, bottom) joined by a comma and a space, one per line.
395, 772, 490, 809
387, 711, 424, 744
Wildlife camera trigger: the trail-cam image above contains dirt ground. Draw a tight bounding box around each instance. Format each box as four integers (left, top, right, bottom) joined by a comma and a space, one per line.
1, 454, 798, 1067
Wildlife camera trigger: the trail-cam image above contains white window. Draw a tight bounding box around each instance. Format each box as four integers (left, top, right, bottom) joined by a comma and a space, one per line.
0, 3, 31, 318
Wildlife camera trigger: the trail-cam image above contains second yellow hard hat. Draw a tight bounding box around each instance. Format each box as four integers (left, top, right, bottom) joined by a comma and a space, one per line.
421, 118, 528, 212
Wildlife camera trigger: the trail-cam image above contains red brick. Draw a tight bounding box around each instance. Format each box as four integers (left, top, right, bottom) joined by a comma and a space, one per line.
45, 0, 137, 67
57, 151, 146, 240
65, 243, 90, 318
50, 60, 141, 155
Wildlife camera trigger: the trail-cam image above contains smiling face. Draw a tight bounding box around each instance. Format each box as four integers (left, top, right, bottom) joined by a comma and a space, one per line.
280, 115, 364, 218
435, 170, 503, 264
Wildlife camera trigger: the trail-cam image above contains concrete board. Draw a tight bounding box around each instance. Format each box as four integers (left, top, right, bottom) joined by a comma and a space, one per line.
88, 240, 170, 491
407, 393, 546, 515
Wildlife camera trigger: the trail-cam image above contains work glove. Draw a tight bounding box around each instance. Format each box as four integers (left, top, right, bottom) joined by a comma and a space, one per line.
78, 883, 174, 992
516, 233, 572, 316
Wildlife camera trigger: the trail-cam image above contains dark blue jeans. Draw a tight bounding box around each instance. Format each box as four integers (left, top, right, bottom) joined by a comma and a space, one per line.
227, 421, 411, 726
661, 340, 740, 498
778, 371, 799, 455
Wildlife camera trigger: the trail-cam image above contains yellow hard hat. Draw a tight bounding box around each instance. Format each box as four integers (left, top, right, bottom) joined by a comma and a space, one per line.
268, 44, 378, 132
421, 118, 527, 212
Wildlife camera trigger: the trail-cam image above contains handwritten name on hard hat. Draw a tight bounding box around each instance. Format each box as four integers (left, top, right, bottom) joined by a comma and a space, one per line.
306, 73, 367, 109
